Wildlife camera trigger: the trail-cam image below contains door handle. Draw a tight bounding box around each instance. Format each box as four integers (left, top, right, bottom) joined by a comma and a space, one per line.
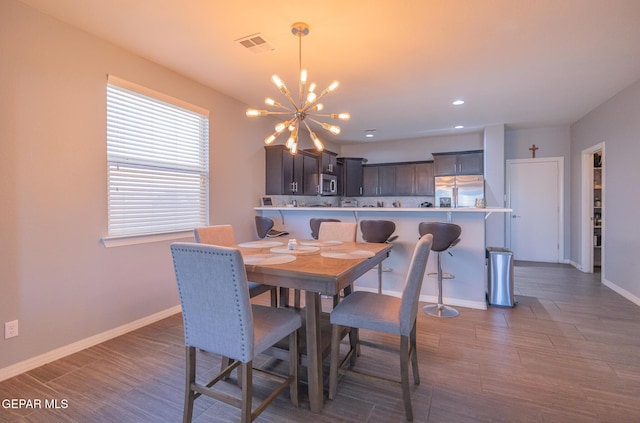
512, 215, 521, 218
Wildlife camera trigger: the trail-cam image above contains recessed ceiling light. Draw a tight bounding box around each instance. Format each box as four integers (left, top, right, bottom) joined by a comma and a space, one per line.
452, 100, 465, 106
365, 129, 376, 138
454, 125, 464, 129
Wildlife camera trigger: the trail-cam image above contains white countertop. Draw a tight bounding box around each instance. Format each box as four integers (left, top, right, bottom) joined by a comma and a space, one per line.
255, 206, 512, 213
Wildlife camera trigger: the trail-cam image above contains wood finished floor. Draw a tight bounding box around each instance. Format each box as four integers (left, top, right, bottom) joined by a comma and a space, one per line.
1, 262, 639, 422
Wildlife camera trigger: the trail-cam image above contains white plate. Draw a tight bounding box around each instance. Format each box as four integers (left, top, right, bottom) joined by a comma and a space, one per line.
243, 254, 296, 265
270, 246, 320, 255
298, 240, 344, 247
321, 249, 375, 259
238, 240, 284, 248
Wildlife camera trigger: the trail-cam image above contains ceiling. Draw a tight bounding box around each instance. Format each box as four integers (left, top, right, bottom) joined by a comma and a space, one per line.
20, 0, 640, 144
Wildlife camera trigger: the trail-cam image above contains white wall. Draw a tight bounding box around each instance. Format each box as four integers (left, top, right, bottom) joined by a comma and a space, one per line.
0, 0, 273, 372
484, 125, 506, 248
571, 79, 640, 302
339, 133, 483, 163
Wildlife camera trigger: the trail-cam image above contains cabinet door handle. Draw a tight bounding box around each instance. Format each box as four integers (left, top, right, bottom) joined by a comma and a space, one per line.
359, 187, 363, 195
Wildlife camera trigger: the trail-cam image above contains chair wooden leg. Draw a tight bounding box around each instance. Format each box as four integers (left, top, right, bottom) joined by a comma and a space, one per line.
289, 330, 299, 407
280, 288, 290, 307
410, 322, 420, 385
400, 335, 413, 421
270, 288, 278, 308
349, 327, 359, 365
220, 356, 231, 381
240, 362, 252, 423
183, 346, 196, 423
329, 323, 341, 400
236, 361, 243, 388
294, 289, 301, 309
342, 285, 361, 356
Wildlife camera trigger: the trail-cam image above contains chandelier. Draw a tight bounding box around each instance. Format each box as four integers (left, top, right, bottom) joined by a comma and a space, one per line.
246, 22, 350, 154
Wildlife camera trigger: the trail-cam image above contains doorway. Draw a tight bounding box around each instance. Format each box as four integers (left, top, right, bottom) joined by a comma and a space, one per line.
506, 157, 564, 262
580, 143, 605, 274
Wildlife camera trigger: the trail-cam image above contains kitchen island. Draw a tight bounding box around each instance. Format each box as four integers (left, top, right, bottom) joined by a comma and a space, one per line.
254, 206, 512, 310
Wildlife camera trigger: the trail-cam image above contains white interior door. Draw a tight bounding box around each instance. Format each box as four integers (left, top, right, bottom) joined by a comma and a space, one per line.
507, 158, 562, 262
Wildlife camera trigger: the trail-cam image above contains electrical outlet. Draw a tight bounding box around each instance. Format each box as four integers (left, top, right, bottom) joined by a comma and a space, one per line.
5, 320, 18, 339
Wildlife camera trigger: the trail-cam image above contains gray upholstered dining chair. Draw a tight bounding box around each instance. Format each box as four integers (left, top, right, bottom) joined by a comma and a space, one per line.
360, 219, 398, 293
320, 221, 358, 304
318, 221, 357, 242
285, 220, 357, 308
170, 243, 301, 423
328, 234, 433, 422
309, 218, 341, 239
194, 225, 277, 308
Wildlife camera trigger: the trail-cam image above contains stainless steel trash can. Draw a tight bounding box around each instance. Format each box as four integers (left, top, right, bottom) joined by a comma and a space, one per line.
486, 247, 516, 307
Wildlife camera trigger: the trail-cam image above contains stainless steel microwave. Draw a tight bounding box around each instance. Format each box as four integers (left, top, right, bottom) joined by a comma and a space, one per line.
319, 173, 337, 196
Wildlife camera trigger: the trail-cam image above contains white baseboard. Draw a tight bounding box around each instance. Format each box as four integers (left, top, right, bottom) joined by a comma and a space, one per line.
355, 286, 487, 310
0, 305, 182, 383
566, 263, 640, 307
568, 259, 586, 272
602, 278, 640, 307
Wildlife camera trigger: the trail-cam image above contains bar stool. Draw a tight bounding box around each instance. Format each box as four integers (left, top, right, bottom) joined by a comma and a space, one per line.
255, 216, 288, 239
418, 222, 462, 318
360, 220, 398, 293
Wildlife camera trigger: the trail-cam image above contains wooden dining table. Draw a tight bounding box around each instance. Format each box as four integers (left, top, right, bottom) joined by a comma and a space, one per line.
237, 240, 392, 413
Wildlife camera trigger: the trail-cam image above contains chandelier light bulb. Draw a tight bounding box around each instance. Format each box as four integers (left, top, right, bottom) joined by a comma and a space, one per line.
271, 75, 283, 88
307, 92, 317, 103
310, 132, 324, 151
286, 135, 295, 149
246, 109, 266, 117
331, 113, 351, 120
265, 98, 286, 108
300, 69, 307, 83
264, 133, 277, 145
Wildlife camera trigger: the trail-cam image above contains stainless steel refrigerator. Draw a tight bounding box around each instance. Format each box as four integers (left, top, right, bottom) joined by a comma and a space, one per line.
435, 175, 484, 208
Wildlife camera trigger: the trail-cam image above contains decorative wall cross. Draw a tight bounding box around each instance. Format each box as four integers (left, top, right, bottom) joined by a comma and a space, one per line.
529, 144, 539, 158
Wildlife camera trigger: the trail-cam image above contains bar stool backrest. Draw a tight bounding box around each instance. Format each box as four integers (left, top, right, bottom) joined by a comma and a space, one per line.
418, 222, 461, 252
360, 220, 396, 243
255, 216, 275, 239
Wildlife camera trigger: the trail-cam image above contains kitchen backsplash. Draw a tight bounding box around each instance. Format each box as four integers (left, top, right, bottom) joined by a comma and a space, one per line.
265, 195, 435, 208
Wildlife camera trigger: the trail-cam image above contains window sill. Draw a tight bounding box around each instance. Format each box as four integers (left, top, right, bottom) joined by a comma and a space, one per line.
101, 230, 193, 248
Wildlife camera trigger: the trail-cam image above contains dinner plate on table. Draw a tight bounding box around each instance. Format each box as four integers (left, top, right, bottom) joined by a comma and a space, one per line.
270, 246, 320, 255
242, 253, 296, 265
237, 240, 284, 248
321, 249, 375, 259
298, 240, 343, 247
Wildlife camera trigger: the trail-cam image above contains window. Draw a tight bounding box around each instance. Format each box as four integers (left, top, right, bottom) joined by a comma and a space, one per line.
106, 76, 209, 239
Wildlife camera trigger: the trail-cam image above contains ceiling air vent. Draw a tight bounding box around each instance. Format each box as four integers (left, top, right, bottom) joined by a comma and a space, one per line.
235, 33, 275, 54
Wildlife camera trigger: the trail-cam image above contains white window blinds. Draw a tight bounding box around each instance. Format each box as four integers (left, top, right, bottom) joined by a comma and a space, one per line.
106, 76, 209, 237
